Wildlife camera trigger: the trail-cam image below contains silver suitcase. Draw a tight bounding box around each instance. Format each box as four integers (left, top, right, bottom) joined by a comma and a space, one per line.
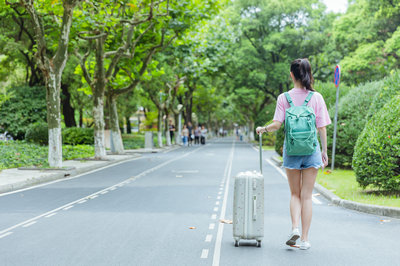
233, 135, 264, 247
233, 171, 264, 247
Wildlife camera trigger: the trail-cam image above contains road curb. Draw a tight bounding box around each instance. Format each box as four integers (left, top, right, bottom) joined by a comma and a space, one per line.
270, 155, 400, 219
0, 154, 141, 195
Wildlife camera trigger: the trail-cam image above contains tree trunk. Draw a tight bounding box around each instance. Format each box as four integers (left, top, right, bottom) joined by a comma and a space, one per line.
61, 83, 76, 127
109, 94, 125, 154
165, 113, 171, 146
126, 116, 131, 134
248, 120, 255, 141
174, 113, 179, 144
157, 109, 163, 148
93, 36, 107, 159
79, 108, 83, 127
46, 74, 63, 168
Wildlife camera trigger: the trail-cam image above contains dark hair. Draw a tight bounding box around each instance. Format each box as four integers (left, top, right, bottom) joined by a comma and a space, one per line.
290, 58, 315, 91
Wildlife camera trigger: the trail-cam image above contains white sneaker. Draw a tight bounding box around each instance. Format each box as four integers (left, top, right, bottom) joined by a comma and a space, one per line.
286, 228, 300, 246
299, 240, 311, 250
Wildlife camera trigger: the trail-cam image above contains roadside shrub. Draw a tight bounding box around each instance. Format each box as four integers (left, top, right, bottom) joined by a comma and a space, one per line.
0, 86, 47, 139
63, 144, 94, 160
25, 123, 48, 145
122, 133, 145, 149
366, 71, 400, 121
327, 80, 383, 168
62, 127, 94, 145
353, 95, 400, 191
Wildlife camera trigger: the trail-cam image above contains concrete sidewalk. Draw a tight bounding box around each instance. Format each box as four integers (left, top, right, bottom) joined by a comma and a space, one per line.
0, 145, 180, 195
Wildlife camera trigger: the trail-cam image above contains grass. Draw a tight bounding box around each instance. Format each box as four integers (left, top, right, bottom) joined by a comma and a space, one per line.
317, 169, 400, 208
262, 145, 275, 151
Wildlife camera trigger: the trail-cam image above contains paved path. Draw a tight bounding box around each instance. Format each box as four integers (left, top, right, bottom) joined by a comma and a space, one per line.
0, 138, 399, 265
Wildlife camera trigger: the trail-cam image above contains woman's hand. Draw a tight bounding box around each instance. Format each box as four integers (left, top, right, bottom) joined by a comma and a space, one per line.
321, 151, 328, 168
256, 126, 266, 135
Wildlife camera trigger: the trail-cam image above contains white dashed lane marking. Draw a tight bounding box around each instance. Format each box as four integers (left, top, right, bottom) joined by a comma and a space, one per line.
209, 223, 215, 230
205, 235, 213, 242
0, 232, 12, 239
45, 213, 57, 218
22, 221, 37, 228
201, 249, 209, 259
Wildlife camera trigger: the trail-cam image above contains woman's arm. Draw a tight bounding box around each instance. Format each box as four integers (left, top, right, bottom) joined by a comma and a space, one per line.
318, 126, 329, 167
256, 121, 282, 134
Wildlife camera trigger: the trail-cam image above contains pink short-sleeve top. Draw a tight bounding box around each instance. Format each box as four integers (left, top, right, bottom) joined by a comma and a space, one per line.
273, 88, 332, 128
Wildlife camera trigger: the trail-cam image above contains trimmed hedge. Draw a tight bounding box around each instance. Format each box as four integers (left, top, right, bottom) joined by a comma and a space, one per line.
353, 95, 400, 191
25, 123, 48, 145
366, 71, 400, 121
63, 127, 94, 145
326, 80, 383, 168
25, 125, 94, 146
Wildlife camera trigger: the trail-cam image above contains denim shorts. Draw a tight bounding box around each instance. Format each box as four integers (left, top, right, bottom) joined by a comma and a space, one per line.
283, 141, 323, 170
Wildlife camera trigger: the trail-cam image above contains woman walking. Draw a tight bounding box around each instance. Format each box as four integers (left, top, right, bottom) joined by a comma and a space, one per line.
256, 58, 330, 250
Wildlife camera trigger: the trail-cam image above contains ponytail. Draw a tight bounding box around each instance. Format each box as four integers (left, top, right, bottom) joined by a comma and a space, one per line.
290, 58, 315, 91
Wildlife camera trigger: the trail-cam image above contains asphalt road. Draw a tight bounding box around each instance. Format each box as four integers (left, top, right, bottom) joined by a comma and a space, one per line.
0, 138, 399, 266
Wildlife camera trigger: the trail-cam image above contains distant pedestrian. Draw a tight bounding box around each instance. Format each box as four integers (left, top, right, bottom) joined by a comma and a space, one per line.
256, 58, 330, 250
182, 124, 189, 146
194, 126, 200, 145
200, 125, 207, 145
187, 121, 193, 146
169, 120, 175, 144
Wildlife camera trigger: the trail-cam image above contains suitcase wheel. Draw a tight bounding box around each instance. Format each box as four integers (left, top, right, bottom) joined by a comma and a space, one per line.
234, 240, 239, 247
257, 240, 262, 248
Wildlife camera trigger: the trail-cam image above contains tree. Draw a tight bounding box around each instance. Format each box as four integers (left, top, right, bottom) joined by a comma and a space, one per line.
6, 0, 81, 167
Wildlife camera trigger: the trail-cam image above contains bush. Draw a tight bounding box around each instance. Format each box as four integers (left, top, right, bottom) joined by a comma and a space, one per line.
366, 71, 400, 121
25, 123, 48, 145
327, 80, 383, 168
353, 95, 400, 191
0, 86, 47, 139
122, 133, 145, 149
62, 127, 94, 145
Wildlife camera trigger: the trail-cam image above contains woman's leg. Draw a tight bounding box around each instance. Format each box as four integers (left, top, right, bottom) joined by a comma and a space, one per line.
300, 167, 318, 241
286, 168, 302, 229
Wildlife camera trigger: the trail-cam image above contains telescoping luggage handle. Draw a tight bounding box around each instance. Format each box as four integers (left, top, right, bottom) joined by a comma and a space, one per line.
259, 133, 263, 174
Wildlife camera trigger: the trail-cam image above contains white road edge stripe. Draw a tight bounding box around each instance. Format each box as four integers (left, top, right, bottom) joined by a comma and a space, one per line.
0, 156, 144, 197
212, 141, 235, 266
266, 159, 322, 205
0, 146, 204, 236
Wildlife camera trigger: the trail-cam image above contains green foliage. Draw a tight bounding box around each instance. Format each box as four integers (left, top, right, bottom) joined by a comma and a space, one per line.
327, 80, 383, 168
122, 133, 145, 149
0, 141, 94, 169
62, 145, 95, 160
0, 86, 47, 139
366, 71, 400, 121
25, 122, 48, 146
353, 95, 400, 191
62, 127, 94, 145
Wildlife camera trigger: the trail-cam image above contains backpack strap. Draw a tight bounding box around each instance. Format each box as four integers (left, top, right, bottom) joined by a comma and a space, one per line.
302, 91, 314, 106
284, 92, 294, 107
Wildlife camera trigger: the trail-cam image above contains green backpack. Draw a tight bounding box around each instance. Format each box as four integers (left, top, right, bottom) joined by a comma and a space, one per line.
284, 92, 318, 156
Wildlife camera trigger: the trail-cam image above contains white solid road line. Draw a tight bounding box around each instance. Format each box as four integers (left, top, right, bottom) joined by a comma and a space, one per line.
266, 159, 322, 205
201, 249, 209, 259
0, 156, 144, 197
212, 141, 235, 266
0, 147, 204, 237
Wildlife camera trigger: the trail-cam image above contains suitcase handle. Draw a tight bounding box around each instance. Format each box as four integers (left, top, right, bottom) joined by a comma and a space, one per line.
253, 195, 257, 220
